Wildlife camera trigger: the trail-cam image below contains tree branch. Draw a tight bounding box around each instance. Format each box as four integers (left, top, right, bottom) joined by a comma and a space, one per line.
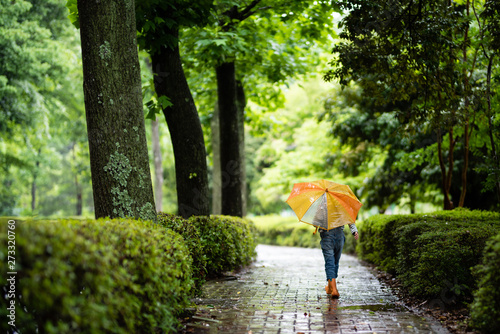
239, 0, 262, 21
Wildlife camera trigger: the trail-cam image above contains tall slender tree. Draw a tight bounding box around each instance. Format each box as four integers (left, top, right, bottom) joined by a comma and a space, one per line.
136, 1, 212, 218
77, 0, 156, 221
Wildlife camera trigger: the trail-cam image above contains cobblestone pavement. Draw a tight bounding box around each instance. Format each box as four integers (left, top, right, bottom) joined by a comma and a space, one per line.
185, 244, 450, 334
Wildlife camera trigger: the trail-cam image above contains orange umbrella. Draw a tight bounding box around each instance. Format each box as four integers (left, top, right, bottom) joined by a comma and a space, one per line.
286, 180, 362, 231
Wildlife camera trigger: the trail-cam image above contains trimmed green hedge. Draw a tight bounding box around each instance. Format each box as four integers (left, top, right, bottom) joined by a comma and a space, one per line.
189, 215, 257, 277
356, 209, 500, 303
0, 218, 192, 334
397, 223, 493, 300
157, 213, 258, 284
157, 213, 207, 291
0, 215, 259, 333
470, 233, 500, 333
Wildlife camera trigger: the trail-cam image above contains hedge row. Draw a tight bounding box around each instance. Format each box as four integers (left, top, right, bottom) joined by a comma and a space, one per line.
157, 213, 258, 288
356, 208, 500, 305
0, 215, 258, 333
470, 233, 500, 333
0, 218, 192, 334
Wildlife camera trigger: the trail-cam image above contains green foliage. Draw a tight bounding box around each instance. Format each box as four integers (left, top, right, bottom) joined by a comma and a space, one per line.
355, 214, 407, 272
135, 0, 214, 54
0, 218, 192, 333
65, 0, 79, 28
470, 233, 500, 333
247, 78, 360, 215
157, 212, 207, 292
356, 209, 500, 304
324, 0, 500, 210
398, 225, 495, 301
190, 215, 257, 277
1, 0, 92, 217
157, 213, 257, 279
320, 84, 444, 211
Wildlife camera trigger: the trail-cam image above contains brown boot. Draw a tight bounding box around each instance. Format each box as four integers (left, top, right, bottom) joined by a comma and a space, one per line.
325, 279, 333, 295
327, 278, 339, 298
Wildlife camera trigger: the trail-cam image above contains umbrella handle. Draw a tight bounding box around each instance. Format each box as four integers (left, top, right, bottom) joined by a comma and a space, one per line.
313, 226, 319, 235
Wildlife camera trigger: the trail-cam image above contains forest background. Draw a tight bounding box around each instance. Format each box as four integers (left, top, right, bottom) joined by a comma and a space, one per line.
1, 0, 499, 219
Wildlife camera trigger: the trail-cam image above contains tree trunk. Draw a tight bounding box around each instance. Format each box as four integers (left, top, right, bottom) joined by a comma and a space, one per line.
459, 0, 470, 207
211, 102, 222, 215
436, 128, 455, 210
31, 149, 40, 213
72, 142, 83, 216
151, 118, 163, 212
151, 28, 210, 218
78, 0, 156, 222
217, 61, 243, 217
75, 173, 82, 216
31, 178, 35, 212
236, 80, 247, 216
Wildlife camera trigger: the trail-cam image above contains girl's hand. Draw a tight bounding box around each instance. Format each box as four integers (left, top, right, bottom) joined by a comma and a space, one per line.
353, 232, 359, 240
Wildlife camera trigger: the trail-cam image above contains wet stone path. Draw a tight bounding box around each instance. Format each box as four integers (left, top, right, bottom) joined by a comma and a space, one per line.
185, 244, 449, 334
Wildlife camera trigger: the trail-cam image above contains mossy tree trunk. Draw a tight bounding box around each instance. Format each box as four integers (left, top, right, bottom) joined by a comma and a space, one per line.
216, 61, 243, 217
151, 27, 210, 218
78, 0, 156, 222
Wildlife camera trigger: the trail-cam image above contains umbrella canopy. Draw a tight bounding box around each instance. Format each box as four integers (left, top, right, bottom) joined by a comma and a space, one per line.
286, 180, 362, 231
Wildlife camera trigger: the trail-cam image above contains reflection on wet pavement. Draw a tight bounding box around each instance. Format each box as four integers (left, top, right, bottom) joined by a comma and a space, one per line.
185, 244, 449, 333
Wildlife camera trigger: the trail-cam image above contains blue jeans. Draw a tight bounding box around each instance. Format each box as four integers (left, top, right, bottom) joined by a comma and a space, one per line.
320, 226, 345, 281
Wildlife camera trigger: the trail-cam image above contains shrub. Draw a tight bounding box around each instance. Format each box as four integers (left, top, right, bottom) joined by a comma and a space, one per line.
0, 218, 192, 334
356, 209, 500, 304
188, 215, 257, 277
470, 233, 500, 333
398, 225, 494, 301
157, 212, 207, 292
355, 214, 408, 273
157, 214, 258, 279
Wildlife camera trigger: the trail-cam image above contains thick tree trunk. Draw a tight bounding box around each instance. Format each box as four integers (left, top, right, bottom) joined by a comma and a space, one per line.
211, 102, 222, 215
217, 61, 243, 217
151, 29, 210, 218
78, 0, 156, 222
151, 118, 163, 212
